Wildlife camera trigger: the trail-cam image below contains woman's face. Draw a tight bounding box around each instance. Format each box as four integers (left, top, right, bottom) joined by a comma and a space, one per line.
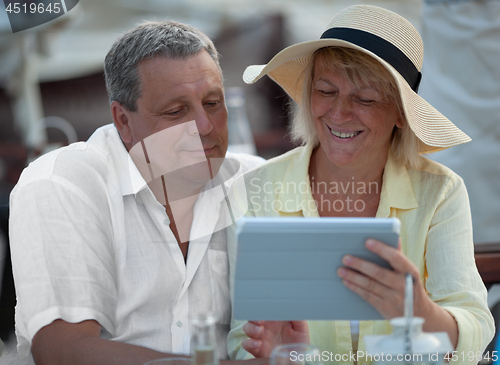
310, 56, 403, 171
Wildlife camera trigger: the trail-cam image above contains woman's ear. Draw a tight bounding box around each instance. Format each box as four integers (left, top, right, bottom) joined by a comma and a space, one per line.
111, 101, 132, 144
395, 114, 404, 129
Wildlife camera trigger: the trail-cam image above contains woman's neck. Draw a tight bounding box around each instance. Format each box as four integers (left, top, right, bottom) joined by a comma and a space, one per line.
308, 147, 387, 217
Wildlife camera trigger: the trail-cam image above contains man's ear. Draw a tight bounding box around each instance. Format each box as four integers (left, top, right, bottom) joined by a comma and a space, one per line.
111, 101, 133, 144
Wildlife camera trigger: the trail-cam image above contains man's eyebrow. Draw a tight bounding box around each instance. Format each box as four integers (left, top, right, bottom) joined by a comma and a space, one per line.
204, 87, 225, 97
153, 96, 185, 113
153, 88, 225, 113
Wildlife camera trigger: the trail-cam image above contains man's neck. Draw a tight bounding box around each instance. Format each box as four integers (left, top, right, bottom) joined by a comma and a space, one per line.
164, 202, 192, 262
163, 187, 201, 262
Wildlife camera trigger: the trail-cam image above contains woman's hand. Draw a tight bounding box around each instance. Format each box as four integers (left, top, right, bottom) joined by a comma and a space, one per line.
337, 238, 433, 320
338, 238, 458, 347
241, 321, 310, 358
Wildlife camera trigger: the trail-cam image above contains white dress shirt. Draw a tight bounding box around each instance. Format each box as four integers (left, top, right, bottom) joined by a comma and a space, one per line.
9, 124, 264, 360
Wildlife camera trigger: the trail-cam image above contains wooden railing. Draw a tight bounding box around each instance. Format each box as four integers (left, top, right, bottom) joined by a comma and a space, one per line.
474, 242, 500, 287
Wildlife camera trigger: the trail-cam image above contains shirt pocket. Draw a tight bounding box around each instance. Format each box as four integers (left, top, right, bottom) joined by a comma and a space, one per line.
208, 249, 229, 276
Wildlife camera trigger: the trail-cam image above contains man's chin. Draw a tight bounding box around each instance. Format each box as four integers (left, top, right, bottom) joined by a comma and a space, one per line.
159, 161, 211, 197
206, 144, 227, 175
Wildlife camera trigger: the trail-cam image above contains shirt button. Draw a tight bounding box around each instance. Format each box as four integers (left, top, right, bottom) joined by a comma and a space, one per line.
176, 321, 183, 327
164, 218, 169, 225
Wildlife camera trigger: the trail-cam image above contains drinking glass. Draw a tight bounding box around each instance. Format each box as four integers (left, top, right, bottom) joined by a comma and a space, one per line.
190, 312, 219, 365
271, 343, 323, 365
144, 358, 192, 365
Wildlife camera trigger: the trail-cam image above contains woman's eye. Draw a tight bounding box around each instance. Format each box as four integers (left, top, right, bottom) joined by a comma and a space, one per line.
357, 98, 375, 105
318, 89, 336, 96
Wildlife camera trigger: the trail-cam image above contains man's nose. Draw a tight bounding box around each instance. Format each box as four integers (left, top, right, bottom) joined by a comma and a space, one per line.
193, 108, 214, 136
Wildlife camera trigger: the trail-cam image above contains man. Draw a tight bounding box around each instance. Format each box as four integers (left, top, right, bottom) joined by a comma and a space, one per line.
9, 21, 263, 365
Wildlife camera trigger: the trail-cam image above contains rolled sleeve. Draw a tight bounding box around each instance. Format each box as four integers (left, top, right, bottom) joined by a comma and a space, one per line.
10, 176, 117, 356
425, 176, 494, 364
227, 320, 253, 360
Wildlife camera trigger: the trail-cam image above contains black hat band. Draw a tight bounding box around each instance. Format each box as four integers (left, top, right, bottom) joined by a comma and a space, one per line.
320, 27, 422, 92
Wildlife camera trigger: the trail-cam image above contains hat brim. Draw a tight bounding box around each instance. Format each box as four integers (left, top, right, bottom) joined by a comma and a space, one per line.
243, 39, 471, 153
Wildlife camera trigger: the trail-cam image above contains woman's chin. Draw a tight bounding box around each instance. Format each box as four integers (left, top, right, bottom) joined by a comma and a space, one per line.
327, 156, 358, 168
320, 146, 360, 168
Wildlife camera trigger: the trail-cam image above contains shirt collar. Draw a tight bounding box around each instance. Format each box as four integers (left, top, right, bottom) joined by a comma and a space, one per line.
377, 150, 418, 217
107, 125, 245, 202
276, 144, 317, 216
105, 124, 149, 196
275, 144, 418, 216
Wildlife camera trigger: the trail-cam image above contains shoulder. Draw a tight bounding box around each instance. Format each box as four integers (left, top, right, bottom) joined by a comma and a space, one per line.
12, 124, 119, 197
225, 151, 265, 173
407, 156, 467, 201
243, 146, 306, 184
411, 156, 464, 185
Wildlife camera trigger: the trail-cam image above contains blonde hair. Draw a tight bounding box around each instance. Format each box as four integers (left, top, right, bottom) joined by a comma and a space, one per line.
290, 47, 423, 169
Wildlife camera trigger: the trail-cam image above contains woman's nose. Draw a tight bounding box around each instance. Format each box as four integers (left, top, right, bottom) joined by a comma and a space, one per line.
329, 98, 353, 123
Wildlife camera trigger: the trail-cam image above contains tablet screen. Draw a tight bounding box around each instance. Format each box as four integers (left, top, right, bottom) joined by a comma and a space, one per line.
233, 217, 400, 320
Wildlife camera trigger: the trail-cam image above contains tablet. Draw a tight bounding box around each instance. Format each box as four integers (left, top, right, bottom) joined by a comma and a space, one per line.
233, 217, 400, 321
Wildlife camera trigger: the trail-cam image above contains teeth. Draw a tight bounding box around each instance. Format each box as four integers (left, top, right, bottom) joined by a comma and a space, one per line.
330, 129, 360, 138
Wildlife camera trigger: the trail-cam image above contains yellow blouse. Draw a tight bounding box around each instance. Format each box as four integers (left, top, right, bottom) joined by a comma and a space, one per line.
227, 145, 494, 365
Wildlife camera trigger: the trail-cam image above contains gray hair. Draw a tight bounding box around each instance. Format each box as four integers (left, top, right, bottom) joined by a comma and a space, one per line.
291, 47, 423, 169
104, 20, 222, 112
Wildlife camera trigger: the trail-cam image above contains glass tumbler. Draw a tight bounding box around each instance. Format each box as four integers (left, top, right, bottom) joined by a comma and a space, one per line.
271, 343, 323, 365
190, 312, 219, 365
144, 358, 192, 365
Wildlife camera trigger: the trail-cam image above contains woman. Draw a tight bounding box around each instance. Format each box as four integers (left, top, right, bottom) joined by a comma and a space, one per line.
227, 5, 494, 365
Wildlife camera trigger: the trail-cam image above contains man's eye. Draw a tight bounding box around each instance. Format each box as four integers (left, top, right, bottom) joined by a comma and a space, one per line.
166, 109, 183, 116
205, 100, 220, 107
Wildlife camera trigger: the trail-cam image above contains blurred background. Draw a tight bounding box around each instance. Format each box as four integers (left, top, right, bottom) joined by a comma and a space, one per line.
0, 0, 423, 205
0, 0, 499, 363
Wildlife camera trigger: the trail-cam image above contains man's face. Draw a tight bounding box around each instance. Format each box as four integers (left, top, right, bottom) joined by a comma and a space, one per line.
121, 51, 228, 181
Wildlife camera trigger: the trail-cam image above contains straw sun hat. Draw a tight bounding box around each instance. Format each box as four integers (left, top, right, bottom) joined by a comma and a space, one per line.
243, 5, 470, 153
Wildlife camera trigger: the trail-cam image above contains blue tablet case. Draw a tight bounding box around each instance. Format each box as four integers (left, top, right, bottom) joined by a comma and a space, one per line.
234, 217, 400, 321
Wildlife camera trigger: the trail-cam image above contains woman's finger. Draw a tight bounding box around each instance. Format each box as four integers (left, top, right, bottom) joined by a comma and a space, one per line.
337, 266, 404, 298
340, 254, 405, 292
364, 239, 419, 276
342, 278, 403, 319
243, 322, 263, 338
248, 320, 264, 326
242, 338, 263, 357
